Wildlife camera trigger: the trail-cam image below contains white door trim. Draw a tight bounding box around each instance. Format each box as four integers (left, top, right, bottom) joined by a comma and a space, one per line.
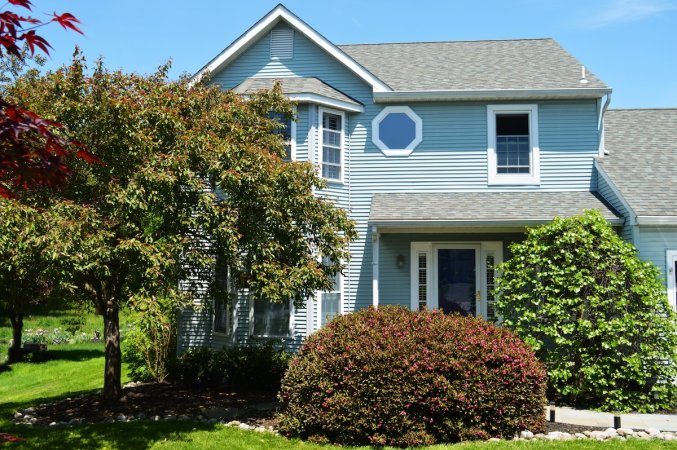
410, 241, 503, 319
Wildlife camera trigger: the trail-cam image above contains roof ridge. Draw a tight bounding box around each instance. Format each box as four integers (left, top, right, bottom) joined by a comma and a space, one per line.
337, 37, 555, 47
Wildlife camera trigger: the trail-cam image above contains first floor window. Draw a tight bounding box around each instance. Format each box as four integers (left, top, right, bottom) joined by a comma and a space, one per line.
252, 297, 291, 337
269, 111, 295, 161
320, 259, 342, 326
487, 104, 539, 185
321, 110, 343, 181
214, 297, 231, 334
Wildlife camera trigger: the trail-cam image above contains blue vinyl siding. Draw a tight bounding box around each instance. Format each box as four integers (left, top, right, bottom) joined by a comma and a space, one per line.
379, 233, 524, 307
184, 21, 610, 351
636, 227, 677, 288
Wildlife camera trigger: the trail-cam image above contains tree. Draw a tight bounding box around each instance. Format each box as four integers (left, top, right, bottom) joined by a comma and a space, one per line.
0, 198, 86, 362
9, 56, 356, 400
0, 0, 93, 197
496, 210, 677, 412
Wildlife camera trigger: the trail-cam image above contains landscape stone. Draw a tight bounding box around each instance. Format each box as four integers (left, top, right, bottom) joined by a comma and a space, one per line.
646, 428, 661, 436
617, 428, 634, 436
575, 433, 587, 439
635, 431, 650, 439
520, 430, 534, 439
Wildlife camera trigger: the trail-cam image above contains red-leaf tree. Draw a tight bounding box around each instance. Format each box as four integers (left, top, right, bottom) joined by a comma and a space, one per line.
0, 0, 96, 197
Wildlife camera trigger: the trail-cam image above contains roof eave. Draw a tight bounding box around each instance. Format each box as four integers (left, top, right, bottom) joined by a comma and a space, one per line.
374, 88, 612, 103
191, 5, 391, 92
371, 217, 624, 228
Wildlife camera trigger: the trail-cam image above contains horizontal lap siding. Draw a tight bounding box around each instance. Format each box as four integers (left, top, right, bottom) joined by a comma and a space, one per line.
379, 233, 525, 307
202, 22, 604, 345
637, 227, 677, 287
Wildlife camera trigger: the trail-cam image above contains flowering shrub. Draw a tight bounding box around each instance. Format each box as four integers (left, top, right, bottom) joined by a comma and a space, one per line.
23, 327, 71, 345
277, 306, 546, 447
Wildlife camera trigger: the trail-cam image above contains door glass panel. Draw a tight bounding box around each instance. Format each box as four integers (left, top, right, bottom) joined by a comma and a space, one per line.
437, 249, 476, 316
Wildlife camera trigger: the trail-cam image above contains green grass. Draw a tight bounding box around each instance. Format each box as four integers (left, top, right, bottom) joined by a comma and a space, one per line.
2, 324, 677, 449
0, 306, 130, 363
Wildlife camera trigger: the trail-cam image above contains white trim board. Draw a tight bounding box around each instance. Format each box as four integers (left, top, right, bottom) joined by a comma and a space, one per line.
666, 250, 677, 311
594, 160, 637, 226
191, 5, 391, 92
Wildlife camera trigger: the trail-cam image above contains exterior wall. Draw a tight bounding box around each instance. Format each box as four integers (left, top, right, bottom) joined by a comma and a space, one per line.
636, 226, 677, 286
379, 232, 524, 307
182, 21, 608, 351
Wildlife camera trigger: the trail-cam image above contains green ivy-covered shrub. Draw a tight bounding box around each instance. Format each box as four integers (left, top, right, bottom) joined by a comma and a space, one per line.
277, 306, 546, 447
170, 342, 291, 391
496, 210, 677, 412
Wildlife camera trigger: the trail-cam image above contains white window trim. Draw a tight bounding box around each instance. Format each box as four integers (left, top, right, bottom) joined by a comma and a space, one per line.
372, 106, 423, 156
249, 296, 295, 339
287, 110, 297, 161
487, 104, 540, 185
666, 250, 677, 311
317, 270, 343, 328
318, 107, 345, 184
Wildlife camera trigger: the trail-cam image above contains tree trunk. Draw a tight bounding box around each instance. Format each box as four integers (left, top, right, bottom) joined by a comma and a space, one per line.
8, 313, 24, 363
102, 303, 122, 400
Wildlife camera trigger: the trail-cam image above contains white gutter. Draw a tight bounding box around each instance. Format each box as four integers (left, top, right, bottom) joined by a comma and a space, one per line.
373, 88, 612, 103
637, 216, 677, 226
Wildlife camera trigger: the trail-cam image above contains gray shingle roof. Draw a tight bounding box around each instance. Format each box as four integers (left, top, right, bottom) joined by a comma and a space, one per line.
232, 77, 361, 106
598, 109, 677, 217
338, 39, 607, 91
369, 192, 621, 224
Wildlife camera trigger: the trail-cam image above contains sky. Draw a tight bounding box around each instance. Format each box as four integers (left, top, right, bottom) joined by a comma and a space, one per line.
23, 0, 677, 108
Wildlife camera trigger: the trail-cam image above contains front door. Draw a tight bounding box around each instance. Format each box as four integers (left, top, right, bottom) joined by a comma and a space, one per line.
432, 245, 480, 315
411, 241, 502, 320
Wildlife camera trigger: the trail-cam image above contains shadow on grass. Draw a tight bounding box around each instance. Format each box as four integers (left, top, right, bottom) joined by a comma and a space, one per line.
3, 420, 221, 450
42, 348, 104, 362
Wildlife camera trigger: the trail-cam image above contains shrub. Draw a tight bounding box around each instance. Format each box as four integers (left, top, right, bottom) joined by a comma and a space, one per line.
277, 306, 546, 447
123, 294, 185, 383
496, 210, 677, 412
171, 342, 291, 391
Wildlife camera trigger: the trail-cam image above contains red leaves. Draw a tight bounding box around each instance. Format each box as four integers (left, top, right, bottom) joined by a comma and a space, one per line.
0, 2, 91, 197
0, 432, 25, 443
52, 12, 83, 34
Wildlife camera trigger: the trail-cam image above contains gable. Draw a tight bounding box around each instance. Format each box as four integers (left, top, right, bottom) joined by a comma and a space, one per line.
210, 22, 374, 104
193, 5, 390, 92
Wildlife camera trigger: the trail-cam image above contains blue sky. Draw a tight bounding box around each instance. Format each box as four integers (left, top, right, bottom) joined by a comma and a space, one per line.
26, 0, 677, 108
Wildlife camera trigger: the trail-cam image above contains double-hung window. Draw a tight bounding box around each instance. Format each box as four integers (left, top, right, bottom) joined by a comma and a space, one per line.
319, 257, 342, 326
320, 109, 344, 182
269, 111, 295, 161
213, 261, 233, 336
487, 104, 540, 185
251, 297, 291, 338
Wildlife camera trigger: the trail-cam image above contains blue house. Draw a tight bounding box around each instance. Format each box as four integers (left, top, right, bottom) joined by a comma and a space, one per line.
177, 4, 677, 352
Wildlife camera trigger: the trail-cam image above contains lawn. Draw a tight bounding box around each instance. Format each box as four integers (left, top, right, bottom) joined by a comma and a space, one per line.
2, 338, 677, 449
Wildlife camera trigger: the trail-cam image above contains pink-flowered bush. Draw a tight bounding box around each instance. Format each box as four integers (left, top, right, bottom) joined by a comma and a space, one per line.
277, 305, 546, 447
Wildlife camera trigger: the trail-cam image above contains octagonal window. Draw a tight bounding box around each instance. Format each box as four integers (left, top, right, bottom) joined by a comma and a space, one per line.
372, 106, 422, 156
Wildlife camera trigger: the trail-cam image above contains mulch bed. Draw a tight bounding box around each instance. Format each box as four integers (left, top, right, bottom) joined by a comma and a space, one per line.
24, 382, 610, 434
28, 382, 278, 427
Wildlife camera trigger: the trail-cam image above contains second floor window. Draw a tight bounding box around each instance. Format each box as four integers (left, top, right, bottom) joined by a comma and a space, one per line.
487, 104, 540, 185
320, 109, 343, 181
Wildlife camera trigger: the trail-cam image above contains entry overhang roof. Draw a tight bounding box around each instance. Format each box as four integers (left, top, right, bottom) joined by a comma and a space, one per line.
369, 191, 623, 228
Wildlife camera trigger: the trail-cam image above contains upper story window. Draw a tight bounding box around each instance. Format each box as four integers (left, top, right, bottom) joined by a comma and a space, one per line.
320, 109, 344, 182
269, 112, 295, 161
372, 106, 423, 156
487, 104, 540, 185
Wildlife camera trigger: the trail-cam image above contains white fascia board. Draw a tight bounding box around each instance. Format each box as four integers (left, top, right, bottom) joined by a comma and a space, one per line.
192, 5, 391, 93
594, 160, 637, 226
637, 216, 677, 226
373, 88, 612, 103
371, 217, 625, 228
287, 94, 364, 113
